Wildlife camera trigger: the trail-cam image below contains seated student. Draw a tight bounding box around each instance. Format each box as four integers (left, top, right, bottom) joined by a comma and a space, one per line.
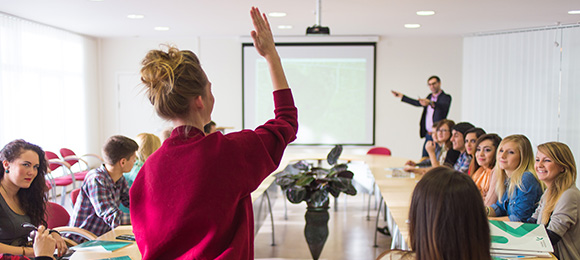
449, 122, 474, 173
405, 120, 442, 168
120, 133, 161, 214
378, 167, 491, 260
464, 127, 486, 171
0, 139, 67, 258
426, 119, 460, 167
468, 134, 502, 206
529, 142, 580, 260
68, 135, 137, 242
486, 134, 544, 222
406, 119, 459, 174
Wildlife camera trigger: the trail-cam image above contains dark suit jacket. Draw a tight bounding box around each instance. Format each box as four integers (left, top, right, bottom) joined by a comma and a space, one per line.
401, 91, 452, 138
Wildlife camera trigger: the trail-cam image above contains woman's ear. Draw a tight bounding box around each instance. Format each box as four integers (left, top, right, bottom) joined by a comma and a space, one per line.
194, 95, 205, 110
2, 160, 9, 171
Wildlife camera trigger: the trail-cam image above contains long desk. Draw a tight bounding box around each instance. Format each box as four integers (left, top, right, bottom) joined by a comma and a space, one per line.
68, 152, 555, 259
70, 225, 140, 260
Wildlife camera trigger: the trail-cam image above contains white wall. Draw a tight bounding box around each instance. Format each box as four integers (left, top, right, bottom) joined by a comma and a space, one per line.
96, 37, 200, 150
95, 35, 463, 160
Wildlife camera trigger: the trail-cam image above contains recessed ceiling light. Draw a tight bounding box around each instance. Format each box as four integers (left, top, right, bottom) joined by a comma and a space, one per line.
269, 12, 287, 17
569, 10, 580, 14
127, 14, 145, 19
416, 11, 435, 16
404, 24, 421, 29
154, 27, 170, 31
278, 25, 293, 29
89, 0, 104, 2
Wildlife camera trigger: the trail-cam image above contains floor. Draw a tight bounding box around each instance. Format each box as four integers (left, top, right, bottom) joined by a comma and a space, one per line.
254, 191, 392, 260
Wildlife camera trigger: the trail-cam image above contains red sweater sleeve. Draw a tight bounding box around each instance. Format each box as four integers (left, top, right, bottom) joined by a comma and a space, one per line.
253, 88, 298, 167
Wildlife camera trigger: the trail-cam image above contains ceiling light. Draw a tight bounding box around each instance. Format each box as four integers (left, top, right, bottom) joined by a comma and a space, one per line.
416, 11, 435, 16
154, 27, 170, 31
278, 25, 293, 29
269, 12, 287, 17
404, 24, 421, 29
127, 14, 145, 19
89, 0, 104, 2
569, 10, 580, 14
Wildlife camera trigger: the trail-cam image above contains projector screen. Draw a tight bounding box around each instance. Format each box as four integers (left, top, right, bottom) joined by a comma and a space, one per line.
243, 43, 376, 145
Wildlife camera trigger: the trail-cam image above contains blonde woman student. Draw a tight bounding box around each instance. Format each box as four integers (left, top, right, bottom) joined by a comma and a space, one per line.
487, 134, 544, 222
120, 133, 161, 215
528, 142, 580, 260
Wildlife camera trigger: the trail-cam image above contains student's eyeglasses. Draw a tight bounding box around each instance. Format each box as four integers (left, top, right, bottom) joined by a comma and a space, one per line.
437, 129, 449, 133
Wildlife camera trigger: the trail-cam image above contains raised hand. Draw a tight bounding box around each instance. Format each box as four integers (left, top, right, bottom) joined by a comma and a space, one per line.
250, 7, 277, 60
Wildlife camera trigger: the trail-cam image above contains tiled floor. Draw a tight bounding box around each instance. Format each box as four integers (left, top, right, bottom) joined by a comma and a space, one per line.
254, 191, 393, 260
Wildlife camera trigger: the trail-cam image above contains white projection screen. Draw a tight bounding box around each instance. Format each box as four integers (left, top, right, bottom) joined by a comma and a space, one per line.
243, 43, 376, 145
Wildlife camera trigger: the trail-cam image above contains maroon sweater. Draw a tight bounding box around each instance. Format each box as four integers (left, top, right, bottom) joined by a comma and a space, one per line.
130, 89, 298, 259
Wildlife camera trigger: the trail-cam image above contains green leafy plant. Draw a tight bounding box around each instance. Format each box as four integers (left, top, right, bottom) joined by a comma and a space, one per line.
275, 145, 357, 208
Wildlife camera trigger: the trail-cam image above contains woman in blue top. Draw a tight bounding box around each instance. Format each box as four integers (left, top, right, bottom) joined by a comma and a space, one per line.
486, 134, 544, 221
120, 133, 161, 214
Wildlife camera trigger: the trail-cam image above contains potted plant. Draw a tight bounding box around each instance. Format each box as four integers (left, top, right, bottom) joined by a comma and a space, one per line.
275, 145, 357, 208
274, 145, 357, 260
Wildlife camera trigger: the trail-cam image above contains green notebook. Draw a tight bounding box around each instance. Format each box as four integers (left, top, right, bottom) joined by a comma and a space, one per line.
71, 240, 132, 252
98, 257, 132, 260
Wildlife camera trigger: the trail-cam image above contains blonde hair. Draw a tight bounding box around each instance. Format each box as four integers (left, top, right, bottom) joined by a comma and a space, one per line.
537, 142, 577, 225
494, 135, 543, 198
140, 45, 208, 120
136, 133, 161, 161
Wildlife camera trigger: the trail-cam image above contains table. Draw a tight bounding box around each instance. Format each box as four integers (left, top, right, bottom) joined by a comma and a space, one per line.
70, 225, 140, 260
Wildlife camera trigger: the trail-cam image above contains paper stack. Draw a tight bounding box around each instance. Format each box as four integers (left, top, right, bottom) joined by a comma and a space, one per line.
489, 220, 553, 259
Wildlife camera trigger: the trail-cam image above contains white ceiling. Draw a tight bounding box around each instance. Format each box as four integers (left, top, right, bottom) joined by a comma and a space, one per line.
1, 0, 579, 38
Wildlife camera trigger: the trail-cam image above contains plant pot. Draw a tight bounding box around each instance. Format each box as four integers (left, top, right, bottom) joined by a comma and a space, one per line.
304, 205, 330, 260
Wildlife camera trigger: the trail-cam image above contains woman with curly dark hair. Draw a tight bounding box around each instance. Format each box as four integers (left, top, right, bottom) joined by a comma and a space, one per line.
0, 139, 67, 258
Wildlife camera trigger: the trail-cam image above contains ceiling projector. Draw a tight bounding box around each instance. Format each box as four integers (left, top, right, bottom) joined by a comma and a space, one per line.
306, 25, 330, 35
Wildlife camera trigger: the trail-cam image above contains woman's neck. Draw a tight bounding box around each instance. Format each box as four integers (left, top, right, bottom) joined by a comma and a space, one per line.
172, 115, 205, 133
504, 169, 514, 178
0, 178, 19, 199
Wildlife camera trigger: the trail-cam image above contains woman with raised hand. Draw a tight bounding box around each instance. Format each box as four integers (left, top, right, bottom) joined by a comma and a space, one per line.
130, 7, 298, 260
378, 167, 491, 260
0, 139, 67, 258
486, 135, 544, 221
529, 142, 580, 260
468, 133, 501, 205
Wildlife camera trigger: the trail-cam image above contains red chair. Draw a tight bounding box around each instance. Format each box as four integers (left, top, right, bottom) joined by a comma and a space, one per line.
59, 148, 103, 182
45, 151, 76, 205
367, 147, 392, 156
44, 202, 97, 246
71, 188, 81, 207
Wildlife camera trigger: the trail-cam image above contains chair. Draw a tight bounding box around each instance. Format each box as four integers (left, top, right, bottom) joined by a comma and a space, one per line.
44, 202, 97, 246
59, 148, 104, 182
367, 147, 392, 156
45, 151, 76, 205
45, 176, 57, 203
71, 188, 81, 207
364, 147, 391, 220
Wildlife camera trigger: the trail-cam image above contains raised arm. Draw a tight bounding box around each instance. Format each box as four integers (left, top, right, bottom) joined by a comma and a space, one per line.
250, 7, 289, 91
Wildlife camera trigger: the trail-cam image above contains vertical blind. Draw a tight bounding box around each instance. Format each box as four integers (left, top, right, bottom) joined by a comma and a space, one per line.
462, 26, 580, 187
0, 13, 88, 159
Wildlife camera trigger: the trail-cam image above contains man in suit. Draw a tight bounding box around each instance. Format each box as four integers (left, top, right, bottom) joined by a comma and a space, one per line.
392, 76, 452, 158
